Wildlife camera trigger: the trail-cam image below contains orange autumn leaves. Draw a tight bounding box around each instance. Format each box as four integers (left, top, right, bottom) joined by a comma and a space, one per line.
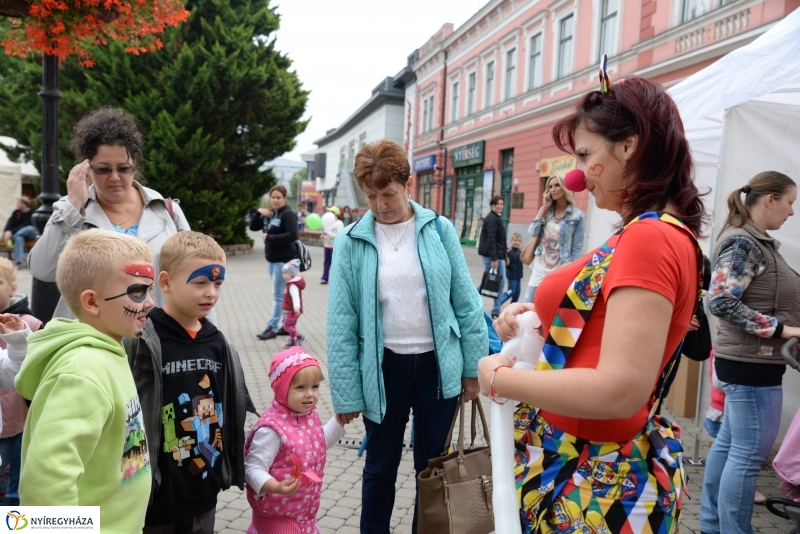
2, 0, 190, 67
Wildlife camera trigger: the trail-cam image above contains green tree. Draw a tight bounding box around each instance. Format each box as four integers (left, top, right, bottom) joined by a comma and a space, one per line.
0, 0, 308, 244
288, 168, 305, 211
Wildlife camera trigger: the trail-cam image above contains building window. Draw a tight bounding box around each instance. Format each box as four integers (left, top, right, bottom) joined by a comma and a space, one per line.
451, 81, 459, 122
681, 0, 704, 22
426, 95, 435, 131
467, 72, 476, 115
558, 15, 574, 79
422, 98, 429, 133
505, 48, 517, 100
484, 61, 495, 108
359, 132, 366, 148
598, 0, 618, 60
528, 33, 542, 90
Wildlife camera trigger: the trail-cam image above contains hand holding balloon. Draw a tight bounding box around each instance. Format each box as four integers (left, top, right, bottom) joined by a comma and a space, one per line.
487, 310, 545, 534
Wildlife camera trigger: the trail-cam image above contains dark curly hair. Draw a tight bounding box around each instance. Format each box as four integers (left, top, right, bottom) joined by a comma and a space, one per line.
69, 107, 144, 165
552, 76, 707, 236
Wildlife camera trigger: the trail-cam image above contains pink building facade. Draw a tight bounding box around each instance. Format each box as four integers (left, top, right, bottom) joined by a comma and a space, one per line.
407, 0, 798, 241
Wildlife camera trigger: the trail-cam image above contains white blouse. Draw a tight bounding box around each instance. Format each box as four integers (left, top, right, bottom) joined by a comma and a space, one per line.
374, 218, 435, 354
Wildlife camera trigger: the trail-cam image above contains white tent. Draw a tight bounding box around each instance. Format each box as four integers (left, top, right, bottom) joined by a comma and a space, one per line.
670, 7, 800, 445
0, 137, 39, 232
582, 7, 800, 443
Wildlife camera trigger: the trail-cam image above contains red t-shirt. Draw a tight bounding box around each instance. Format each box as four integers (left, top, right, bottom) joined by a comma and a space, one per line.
536, 219, 698, 442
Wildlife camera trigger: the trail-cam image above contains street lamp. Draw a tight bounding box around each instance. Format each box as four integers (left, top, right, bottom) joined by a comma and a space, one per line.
30, 52, 63, 322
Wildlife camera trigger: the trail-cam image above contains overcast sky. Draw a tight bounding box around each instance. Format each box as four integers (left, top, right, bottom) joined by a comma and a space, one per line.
273, 0, 488, 162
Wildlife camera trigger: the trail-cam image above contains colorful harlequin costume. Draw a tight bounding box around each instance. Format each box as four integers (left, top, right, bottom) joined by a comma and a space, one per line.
513, 213, 703, 533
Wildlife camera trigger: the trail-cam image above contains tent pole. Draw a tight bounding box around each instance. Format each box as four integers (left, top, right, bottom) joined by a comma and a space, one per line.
688, 358, 707, 464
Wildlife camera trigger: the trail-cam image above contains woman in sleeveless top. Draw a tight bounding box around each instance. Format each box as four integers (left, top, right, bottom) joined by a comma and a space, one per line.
700, 171, 800, 534
479, 76, 705, 533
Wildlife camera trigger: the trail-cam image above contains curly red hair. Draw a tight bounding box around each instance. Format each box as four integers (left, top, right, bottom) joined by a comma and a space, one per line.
553, 76, 707, 236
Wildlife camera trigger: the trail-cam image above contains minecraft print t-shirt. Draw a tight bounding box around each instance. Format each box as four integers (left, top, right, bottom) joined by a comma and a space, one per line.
144, 307, 228, 525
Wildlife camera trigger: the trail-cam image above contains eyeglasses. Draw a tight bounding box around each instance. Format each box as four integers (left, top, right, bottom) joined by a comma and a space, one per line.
89, 164, 135, 177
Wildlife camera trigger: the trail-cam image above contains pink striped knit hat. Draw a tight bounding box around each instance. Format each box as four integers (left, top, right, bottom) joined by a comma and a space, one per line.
269, 346, 320, 407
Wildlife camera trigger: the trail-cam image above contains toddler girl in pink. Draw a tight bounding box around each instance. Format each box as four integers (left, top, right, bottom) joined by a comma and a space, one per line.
244, 347, 348, 534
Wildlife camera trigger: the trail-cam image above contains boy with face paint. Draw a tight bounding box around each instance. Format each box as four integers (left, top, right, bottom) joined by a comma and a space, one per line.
124, 231, 256, 534
15, 229, 155, 533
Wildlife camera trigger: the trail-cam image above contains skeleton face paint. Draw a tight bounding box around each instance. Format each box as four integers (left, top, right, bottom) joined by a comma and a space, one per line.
104, 283, 153, 303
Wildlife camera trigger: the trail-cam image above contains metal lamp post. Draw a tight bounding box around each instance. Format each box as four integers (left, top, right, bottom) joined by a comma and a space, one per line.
30, 52, 63, 322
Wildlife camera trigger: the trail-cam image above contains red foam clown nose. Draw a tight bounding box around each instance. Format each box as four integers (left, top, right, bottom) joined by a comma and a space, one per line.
564, 169, 586, 192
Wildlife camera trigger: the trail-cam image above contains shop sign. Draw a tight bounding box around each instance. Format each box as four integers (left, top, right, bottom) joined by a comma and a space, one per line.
451, 141, 485, 168
413, 154, 436, 173
539, 155, 576, 177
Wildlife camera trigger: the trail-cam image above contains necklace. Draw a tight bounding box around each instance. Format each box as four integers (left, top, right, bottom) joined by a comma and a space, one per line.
553, 207, 567, 223
378, 220, 411, 251
107, 197, 141, 228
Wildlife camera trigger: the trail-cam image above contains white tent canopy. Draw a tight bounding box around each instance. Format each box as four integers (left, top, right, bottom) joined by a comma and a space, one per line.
672, 7, 800, 444
0, 137, 39, 235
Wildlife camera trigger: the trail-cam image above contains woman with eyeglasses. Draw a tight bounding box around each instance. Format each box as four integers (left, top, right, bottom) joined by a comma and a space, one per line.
29, 106, 191, 319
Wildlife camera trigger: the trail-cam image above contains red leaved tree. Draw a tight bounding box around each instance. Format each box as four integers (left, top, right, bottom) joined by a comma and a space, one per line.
2, 0, 190, 66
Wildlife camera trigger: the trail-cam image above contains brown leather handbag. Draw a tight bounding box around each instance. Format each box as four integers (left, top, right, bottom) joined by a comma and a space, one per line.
417, 396, 493, 534
520, 231, 541, 266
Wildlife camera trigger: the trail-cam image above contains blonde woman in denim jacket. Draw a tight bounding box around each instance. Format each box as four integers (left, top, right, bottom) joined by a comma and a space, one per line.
524, 174, 585, 303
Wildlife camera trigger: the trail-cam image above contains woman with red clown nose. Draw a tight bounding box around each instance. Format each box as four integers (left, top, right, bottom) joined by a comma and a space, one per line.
478, 57, 706, 533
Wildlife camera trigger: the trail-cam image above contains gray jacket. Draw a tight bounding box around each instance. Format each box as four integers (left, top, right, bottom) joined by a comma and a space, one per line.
124, 318, 256, 494
28, 182, 191, 319
713, 220, 800, 364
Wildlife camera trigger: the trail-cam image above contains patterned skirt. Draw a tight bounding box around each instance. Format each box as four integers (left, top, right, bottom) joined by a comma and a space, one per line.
514, 404, 686, 534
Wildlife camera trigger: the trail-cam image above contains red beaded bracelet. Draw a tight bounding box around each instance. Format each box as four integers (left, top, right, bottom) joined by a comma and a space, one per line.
489, 364, 511, 404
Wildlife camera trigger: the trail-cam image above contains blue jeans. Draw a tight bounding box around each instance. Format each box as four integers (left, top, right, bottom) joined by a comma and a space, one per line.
361, 349, 458, 534
480, 256, 506, 316
700, 382, 782, 534
266, 261, 286, 330
11, 225, 37, 265
0, 433, 22, 505
500, 278, 521, 305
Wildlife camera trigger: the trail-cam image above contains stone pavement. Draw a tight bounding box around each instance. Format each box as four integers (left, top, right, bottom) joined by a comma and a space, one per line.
13, 232, 792, 533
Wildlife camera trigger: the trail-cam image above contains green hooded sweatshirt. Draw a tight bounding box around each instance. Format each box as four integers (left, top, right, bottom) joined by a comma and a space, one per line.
15, 319, 151, 533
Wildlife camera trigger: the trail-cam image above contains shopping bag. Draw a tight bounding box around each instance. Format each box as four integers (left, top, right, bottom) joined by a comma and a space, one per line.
479, 269, 501, 299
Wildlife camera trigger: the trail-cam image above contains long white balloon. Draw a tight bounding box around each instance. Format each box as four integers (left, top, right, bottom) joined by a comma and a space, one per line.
490, 311, 544, 534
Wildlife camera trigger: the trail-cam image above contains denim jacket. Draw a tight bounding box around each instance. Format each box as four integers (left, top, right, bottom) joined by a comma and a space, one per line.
527, 203, 585, 264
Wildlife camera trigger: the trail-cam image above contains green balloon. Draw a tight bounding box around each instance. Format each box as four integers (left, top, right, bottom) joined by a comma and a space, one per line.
306, 213, 322, 230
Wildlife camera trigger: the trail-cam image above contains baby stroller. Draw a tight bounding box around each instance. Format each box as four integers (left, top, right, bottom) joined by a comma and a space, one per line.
766, 336, 800, 532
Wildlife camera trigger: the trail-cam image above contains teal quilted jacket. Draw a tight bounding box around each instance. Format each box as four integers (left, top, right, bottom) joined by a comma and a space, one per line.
326, 202, 488, 424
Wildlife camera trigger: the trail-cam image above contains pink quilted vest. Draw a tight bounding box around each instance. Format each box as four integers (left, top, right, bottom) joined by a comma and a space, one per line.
244, 399, 325, 534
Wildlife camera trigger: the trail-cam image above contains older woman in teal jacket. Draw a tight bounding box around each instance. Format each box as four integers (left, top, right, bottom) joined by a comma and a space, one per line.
327, 140, 487, 534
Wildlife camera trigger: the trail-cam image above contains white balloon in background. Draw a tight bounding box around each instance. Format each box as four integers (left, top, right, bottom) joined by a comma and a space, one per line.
490, 310, 544, 534
321, 211, 337, 230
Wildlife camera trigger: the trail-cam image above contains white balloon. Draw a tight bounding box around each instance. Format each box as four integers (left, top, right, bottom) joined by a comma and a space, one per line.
490, 310, 544, 534
321, 212, 337, 229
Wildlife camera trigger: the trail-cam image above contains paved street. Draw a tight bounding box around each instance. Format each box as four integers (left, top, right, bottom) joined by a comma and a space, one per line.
13, 233, 791, 533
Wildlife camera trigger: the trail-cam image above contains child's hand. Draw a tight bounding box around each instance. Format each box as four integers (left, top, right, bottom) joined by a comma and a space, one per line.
278, 477, 300, 495
294, 307, 300, 314
0, 314, 26, 334
336, 412, 360, 425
